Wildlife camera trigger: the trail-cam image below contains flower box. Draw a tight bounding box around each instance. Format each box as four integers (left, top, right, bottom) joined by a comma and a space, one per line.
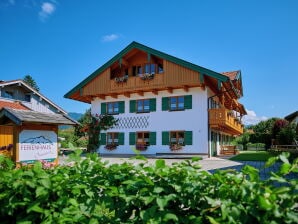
136, 144, 147, 151
169, 144, 183, 151
104, 143, 117, 151
114, 75, 128, 83
140, 73, 154, 80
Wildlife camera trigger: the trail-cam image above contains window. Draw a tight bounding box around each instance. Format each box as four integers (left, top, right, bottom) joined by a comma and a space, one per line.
107, 102, 119, 114
24, 94, 31, 102
170, 131, 185, 145
158, 63, 164, 73
170, 96, 184, 111
137, 65, 142, 75
3, 91, 13, 99
137, 132, 150, 146
137, 99, 150, 113
107, 133, 119, 145
144, 64, 156, 74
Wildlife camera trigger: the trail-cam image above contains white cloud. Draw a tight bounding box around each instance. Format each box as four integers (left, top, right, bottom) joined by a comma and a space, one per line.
39, 2, 56, 21
242, 109, 268, 126
102, 34, 119, 42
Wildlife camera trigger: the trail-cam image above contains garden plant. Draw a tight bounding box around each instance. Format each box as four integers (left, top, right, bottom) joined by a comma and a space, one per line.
0, 152, 297, 223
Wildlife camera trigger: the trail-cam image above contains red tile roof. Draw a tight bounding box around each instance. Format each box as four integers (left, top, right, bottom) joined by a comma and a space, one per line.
0, 100, 29, 110
221, 71, 239, 80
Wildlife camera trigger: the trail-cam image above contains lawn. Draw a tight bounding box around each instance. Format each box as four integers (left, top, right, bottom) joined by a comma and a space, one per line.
230, 150, 274, 161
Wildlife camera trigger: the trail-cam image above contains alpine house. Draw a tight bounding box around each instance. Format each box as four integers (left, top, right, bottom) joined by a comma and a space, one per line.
65, 42, 246, 157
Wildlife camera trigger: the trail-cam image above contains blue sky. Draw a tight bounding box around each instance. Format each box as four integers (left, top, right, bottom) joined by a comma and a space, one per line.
0, 0, 297, 125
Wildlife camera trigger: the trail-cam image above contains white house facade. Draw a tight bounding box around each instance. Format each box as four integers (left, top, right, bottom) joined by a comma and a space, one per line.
65, 41, 246, 157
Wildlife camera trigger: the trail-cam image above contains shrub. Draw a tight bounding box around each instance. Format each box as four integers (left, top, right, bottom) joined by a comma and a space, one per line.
0, 153, 297, 223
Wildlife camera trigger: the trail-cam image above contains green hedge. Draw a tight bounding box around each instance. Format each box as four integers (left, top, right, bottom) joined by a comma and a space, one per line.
0, 152, 297, 223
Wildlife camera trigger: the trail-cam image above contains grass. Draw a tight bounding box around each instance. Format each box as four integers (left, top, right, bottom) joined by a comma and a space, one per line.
230, 150, 274, 161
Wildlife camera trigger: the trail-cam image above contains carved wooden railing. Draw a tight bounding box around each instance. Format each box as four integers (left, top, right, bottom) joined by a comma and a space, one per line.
209, 108, 244, 135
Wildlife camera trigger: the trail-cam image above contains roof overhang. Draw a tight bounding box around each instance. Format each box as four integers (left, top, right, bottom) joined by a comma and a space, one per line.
64, 41, 230, 101
0, 108, 79, 126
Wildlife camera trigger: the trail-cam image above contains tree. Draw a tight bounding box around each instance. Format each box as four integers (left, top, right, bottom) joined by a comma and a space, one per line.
277, 122, 296, 145
74, 109, 91, 139
23, 75, 40, 92
87, 113, 117, 152
250, 118, 279, 149
234, 131, 250, 150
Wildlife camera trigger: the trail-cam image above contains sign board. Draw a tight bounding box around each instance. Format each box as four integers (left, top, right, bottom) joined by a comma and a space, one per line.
19, 130, 57, 163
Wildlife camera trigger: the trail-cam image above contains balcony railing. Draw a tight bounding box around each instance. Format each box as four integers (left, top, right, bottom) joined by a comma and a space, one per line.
110, 74, 165, 92
209, 108, 244, 135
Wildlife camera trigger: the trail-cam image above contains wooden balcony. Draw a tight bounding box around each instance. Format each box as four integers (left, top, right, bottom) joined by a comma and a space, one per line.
209, 108, 244, 135
110, 74, 165, 93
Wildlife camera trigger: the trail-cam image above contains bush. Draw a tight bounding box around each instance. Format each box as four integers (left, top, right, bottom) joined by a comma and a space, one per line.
0, 153, 297, 223
247, 143, 265, 150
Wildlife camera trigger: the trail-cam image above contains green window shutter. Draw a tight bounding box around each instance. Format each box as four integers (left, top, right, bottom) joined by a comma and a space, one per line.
162, 131, 169, 145
149, 132, 156, 145
149, 98, 156, 112
162, 97, 169, 111
119, 101, 125, 113
100, 133, 106, 145
184, 131, 193, 145
184, 95, 192, 109
118, 132, 124, 145
101, 103, 107, 114
129, 132, 136, 145
130, 100, 136, 113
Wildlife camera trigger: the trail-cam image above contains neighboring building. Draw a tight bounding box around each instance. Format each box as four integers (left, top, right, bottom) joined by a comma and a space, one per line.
285, 111, 298, 124
65, 41, 246, 157
0, 79, 77, 164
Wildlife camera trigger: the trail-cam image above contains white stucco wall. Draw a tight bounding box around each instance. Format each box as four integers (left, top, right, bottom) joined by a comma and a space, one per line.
91, 87, 209, 155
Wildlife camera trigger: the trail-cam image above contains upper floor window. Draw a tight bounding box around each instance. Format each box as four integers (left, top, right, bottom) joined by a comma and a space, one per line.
3, 91, 13, 99
107, 102, 119, 114
170, 96, 184, 111
144, 64, 156, 74
158, 63, 164, 73
162, 95, 192, 111
101, 101, 124, 114
130, 98, 156, 113
137, 99, 150, 113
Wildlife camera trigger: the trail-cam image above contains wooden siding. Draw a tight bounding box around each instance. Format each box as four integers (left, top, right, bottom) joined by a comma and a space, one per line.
81, 59, 203, 99
83, 68, 110, 96
163, 60, 200, 86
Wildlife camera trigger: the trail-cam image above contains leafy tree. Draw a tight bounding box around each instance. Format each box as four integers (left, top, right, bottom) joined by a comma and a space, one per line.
74, 109, 91, 138
87, 113, 117, 152
277, 122, 296, 145
23, 75, 40, 92
250, 118, 279, 149
234, 131, 250, 150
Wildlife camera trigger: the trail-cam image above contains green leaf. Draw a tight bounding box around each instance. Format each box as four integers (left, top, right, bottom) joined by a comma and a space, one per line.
279, 153, 290, 164
279, 163, 291, 175
207, 216, 220, 224
27, 203, 44, 213
258, 195, 272, 210
163, 213, 178, 222
265, 156, 278, 168
155, 159, 166, 169
36, 186, 47, 197
40, 178, 51, 189
153, 187, 164, 194
156, 198, 167, 210
191, 157, 201, 162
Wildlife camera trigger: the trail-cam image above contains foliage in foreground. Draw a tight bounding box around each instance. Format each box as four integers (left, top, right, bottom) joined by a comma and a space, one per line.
0, 152, 297, 223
